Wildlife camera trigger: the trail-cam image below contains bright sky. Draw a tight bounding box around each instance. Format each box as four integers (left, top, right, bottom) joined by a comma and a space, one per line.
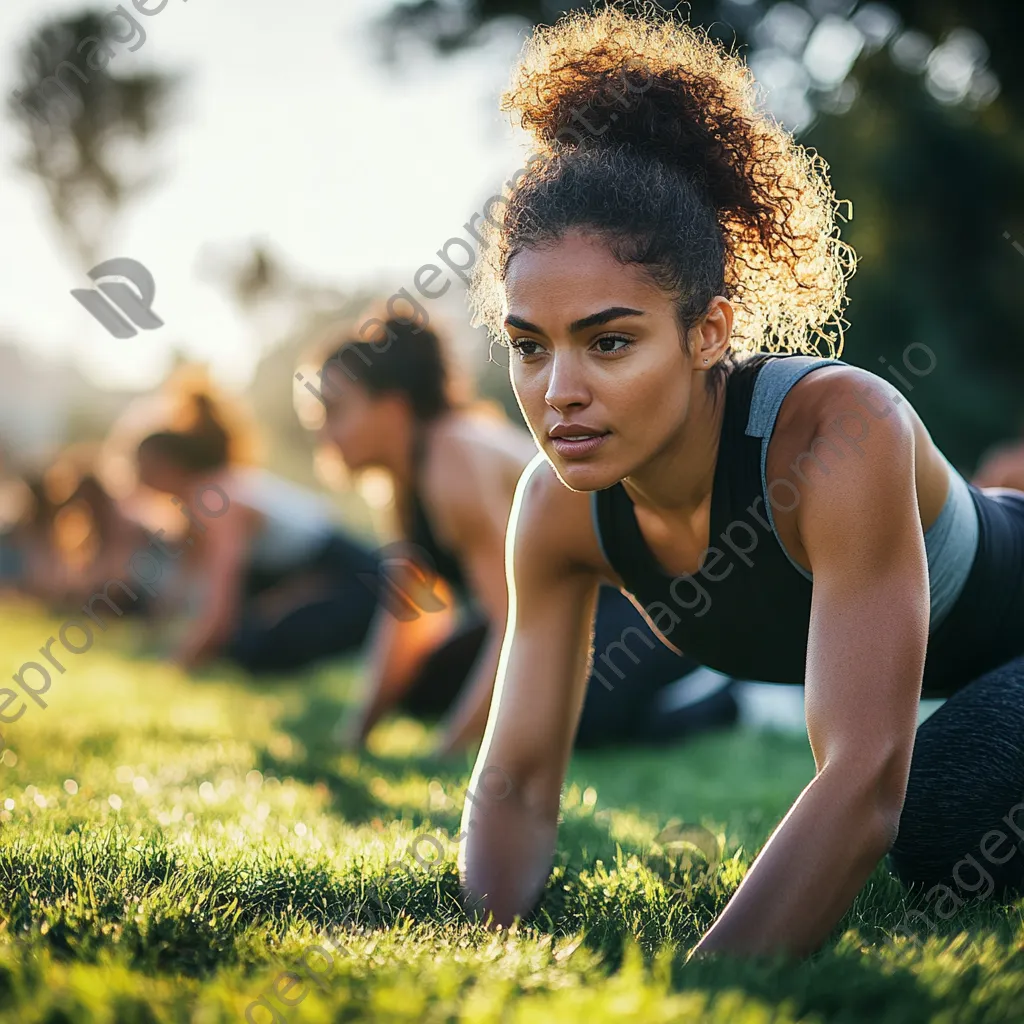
0, 0, 528, 390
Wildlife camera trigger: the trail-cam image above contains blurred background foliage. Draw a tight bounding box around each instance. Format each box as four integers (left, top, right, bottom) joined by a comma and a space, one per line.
3, 1, 1021, 477
376, 0, 1024, 469
7, 11, 179, 270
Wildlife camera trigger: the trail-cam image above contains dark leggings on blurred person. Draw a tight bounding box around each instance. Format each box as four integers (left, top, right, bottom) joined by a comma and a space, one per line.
225, 531, 380, 674
399, 583, 739, 749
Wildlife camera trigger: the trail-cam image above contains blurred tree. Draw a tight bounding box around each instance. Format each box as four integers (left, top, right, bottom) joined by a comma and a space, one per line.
373, 0, 1024, 468
203, 240, 349, 316
804, 49, 1024, 469
7, 10, 178, 268
374, 1, 1021, 103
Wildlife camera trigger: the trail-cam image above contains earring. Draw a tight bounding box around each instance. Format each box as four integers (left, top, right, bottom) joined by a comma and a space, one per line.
703, 358, 709, 364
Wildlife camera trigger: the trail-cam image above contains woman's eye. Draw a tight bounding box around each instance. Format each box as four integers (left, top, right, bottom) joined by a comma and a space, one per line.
593, 335, 632, 354
510, 339, 543, 358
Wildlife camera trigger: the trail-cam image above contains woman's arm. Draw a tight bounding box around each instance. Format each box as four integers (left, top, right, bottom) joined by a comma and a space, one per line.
458, 456, 603, 925
693, 383, 928, 959
340, 578, 456, 748
973, 442, 1024, 491
433, 464, 519, 756
172, 500, 252, 669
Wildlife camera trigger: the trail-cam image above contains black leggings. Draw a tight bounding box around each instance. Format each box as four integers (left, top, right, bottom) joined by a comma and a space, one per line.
225, 532, 380, 675
890, 656, 1024, 895
889, 488, 1024, 895
400, 584, 739, 748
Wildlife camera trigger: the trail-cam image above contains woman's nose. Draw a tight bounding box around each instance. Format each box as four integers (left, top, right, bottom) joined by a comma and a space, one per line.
544, 353, 590, 413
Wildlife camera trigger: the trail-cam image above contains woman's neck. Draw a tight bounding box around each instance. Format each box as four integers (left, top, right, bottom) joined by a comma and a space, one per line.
620, 374, 728, 517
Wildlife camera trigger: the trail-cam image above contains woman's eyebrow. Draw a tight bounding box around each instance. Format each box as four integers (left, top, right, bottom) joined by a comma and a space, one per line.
504, 306, 646, 336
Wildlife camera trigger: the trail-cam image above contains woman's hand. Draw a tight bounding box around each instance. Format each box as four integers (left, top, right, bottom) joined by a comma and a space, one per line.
331, 710, 367, 752
171, 634, 214, 672
338, 585, 456, 749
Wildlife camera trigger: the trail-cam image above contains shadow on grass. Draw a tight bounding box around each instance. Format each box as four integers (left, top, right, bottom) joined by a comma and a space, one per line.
676, 945, 946, 1024
260, 690, 699, 868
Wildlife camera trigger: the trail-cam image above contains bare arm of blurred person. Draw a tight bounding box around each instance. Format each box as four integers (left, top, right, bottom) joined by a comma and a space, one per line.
340, 415, 533, 753
432, 440, 523, 757
171, 494, 254, 670
340, 573, 458, 748
973, 441, 1024, 492
459, 455, 610, 924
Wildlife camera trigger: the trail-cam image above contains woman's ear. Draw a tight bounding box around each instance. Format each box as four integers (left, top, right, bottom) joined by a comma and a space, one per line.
694, 296, 734, 368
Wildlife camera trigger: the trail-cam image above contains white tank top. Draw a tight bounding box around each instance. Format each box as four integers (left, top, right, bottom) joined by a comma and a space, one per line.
227, 467, 334, 570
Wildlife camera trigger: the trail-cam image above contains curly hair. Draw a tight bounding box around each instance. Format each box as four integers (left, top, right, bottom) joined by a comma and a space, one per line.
468, 4, 856, 366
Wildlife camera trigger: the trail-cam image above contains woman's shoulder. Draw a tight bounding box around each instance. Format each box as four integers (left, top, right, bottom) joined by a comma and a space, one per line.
423, 412, 534, 495
764, 357, 952, 527
434, 408, 535, 459
770, 358, 909, 442
511, 454, 612, 578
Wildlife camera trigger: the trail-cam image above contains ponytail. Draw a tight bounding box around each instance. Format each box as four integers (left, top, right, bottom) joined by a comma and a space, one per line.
137, 390, 232, 473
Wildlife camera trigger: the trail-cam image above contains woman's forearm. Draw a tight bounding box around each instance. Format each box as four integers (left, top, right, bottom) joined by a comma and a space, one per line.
353, 604, 456, 743
352, 610, 405, 739
174, 614, 234, 667
458, 773, 559, 927
694, 758, 901, 959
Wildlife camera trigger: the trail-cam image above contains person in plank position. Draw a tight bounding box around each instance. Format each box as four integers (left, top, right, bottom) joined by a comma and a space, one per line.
456, 7, 1024, 958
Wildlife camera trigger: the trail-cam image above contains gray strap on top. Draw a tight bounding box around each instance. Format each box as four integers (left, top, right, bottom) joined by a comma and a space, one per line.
742, 355, 978, 630
744, 355, 844, 580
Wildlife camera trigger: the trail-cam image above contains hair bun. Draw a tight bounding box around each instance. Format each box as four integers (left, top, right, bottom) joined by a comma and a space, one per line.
507, 12, 798, 255
471, 6, 856, 358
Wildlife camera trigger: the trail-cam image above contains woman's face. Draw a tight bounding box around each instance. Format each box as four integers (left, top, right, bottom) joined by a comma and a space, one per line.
504, 229, 705, 491
321, 371, 398, 472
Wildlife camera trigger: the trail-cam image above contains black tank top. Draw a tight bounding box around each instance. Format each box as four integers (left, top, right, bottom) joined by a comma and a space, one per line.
404, 432, 468, 596
591, 354, 1024, 697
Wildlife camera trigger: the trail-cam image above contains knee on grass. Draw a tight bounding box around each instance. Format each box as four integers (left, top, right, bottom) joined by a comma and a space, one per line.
888, 794, 1024, 925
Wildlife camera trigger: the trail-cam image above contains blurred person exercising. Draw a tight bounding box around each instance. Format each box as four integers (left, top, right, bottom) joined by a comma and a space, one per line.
1, 475, 67, 605
135, 387, 379, 673
319, 312, 739, 756
65, 473, 150, 599
454, 9, 1024, 959
974, 425, 1024, 493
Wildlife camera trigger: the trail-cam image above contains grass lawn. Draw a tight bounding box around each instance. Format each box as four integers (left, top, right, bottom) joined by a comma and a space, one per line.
2, 603, 1024, 1022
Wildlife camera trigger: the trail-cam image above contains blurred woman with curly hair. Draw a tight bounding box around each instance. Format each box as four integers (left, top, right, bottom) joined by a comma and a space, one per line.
457, 6, 1024, 959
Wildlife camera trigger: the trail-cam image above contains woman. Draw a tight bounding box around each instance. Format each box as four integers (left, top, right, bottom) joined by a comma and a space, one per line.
455, 9, 1024, 960
318, 311, 739, 755
135, 388, 380, 673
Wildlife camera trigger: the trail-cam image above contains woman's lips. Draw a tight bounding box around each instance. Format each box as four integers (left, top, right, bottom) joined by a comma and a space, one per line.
549, 433, 610, 459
